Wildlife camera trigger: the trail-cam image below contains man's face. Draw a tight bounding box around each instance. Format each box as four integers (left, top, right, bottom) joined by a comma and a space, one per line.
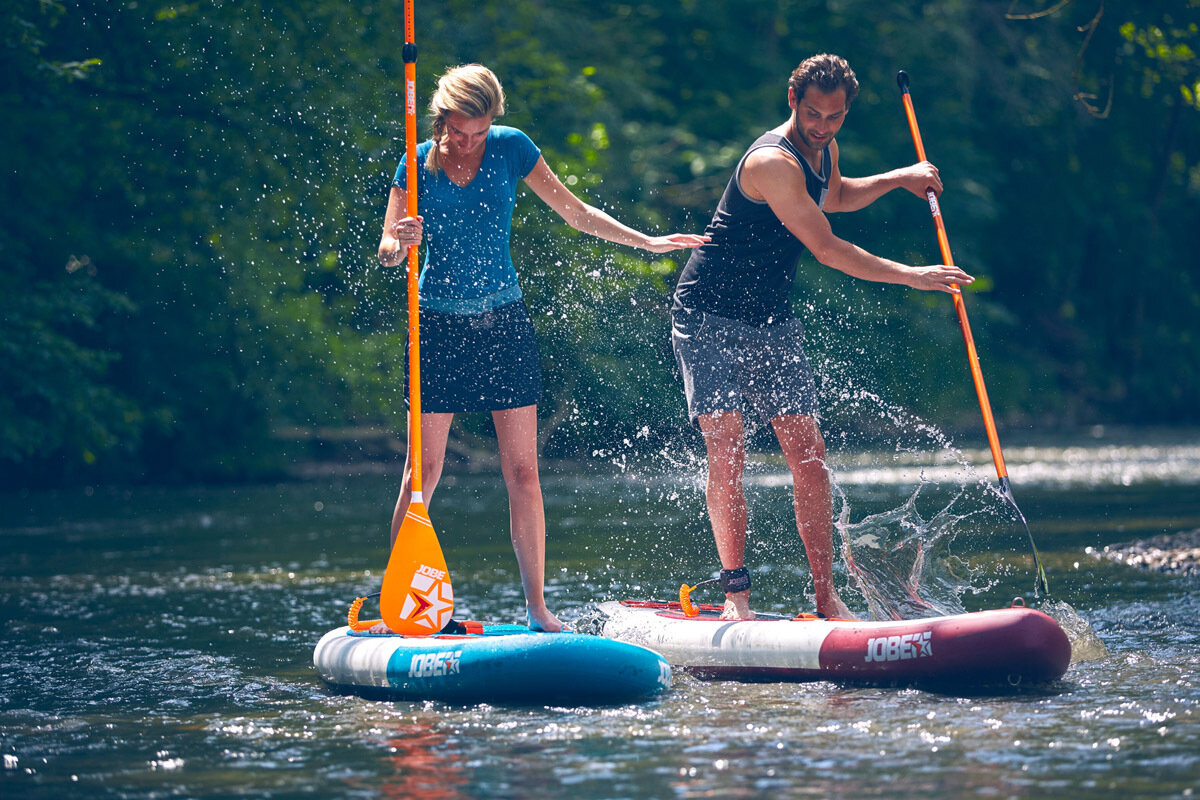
790, 86, 849, 151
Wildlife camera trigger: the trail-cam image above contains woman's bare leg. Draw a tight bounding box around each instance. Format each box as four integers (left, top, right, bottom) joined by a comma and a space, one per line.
493, 404, 562, 632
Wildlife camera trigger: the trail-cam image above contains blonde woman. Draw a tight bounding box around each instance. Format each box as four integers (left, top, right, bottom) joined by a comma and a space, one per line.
378, 64, 706, 632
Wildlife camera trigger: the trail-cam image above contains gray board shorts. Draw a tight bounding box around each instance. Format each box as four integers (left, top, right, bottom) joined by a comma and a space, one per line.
670, 307, 819, 428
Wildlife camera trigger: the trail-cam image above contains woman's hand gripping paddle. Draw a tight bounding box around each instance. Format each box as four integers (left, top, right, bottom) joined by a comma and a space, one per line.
896, 71, 1049, 598
377, 0, 454, 635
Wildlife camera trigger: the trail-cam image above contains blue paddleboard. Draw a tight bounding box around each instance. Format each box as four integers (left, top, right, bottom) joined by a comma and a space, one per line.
314, 622, 672, 704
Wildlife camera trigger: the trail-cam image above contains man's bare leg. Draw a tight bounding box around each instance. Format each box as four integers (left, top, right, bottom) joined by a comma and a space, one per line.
772, 414, 857, 619
699, 411, 755, 620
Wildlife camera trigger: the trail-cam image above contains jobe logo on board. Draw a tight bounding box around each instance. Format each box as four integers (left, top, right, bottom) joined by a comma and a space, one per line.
408, 650, 462, 678
657, 662, 672, 688
864, 631, 933, 663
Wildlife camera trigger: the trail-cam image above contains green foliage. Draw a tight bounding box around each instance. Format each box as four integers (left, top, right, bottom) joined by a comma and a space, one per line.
3, 0, 1198, 486
0, 273, 138, 473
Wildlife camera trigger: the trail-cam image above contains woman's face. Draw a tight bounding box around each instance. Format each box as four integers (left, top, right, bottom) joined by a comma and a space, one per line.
443, 113, 491, 158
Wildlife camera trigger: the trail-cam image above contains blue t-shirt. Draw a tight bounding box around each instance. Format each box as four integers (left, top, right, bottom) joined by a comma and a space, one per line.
392, 125, 542, 314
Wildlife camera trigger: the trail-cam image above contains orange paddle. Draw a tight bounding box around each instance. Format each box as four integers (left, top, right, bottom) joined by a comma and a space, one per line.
378, 0, 454, 634
897, 70, 1048, 597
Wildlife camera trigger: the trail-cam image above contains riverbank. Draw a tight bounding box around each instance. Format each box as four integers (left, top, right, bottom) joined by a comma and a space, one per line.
1090, 528, 1200, 577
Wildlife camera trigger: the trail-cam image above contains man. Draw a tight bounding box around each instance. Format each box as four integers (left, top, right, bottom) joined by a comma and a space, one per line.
671, 53, 973, 620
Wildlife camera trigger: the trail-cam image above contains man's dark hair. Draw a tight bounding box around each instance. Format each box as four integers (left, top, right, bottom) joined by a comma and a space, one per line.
789, 54, 859, 106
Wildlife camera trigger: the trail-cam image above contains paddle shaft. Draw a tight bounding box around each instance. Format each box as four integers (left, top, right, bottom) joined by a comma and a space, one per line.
404, 0, 422, 499
896, 71, 1048, 596
897, 74, 1007, 481
372, 0, 455, 635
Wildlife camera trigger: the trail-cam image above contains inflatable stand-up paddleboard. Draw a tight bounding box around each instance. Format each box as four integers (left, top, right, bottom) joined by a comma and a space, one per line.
314, 621, 673, 704
588, 599, 1070, 688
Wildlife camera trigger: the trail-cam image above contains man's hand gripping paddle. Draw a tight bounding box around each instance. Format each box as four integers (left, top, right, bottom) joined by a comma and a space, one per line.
353, 0, 454, 635
896, 70, 1049, 598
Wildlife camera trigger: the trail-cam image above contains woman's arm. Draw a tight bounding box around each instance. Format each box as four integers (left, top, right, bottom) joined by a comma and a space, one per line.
377, 185, 423, 267
522, 157, 707, 253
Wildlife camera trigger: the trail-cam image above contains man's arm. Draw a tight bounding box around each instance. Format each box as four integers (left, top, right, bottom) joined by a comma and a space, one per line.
740, 146, 971, 293
822, 140, 943, 213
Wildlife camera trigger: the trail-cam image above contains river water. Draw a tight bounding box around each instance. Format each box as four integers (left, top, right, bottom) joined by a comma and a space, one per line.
2, 430, 1199, 798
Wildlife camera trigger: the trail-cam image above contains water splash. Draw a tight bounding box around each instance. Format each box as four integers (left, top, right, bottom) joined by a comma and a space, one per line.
1038, 599, 1110, 663
836, 482, 984, 620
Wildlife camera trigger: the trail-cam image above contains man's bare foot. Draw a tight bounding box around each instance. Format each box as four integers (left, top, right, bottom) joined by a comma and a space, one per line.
720, 591, 756, 620
817, 595, 857, 620
367, 620, 394, 634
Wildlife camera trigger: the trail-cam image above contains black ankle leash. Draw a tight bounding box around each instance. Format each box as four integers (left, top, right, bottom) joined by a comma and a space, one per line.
719, 567, 751, 594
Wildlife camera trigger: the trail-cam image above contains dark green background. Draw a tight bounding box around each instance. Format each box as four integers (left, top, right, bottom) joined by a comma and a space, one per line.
4, 0, 1197, 485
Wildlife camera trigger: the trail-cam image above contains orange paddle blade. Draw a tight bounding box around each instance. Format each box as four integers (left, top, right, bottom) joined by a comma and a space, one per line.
379, 500, 454, 635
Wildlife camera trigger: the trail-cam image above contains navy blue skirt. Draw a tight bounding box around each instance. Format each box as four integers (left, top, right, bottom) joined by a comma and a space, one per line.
406, 300, 543, 413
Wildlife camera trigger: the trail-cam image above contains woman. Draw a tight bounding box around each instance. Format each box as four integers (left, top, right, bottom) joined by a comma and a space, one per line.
378, 64, 706, 632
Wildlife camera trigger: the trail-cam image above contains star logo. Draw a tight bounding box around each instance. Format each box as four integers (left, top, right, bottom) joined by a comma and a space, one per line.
408, 591, 432, 618
399, 567, 455, 632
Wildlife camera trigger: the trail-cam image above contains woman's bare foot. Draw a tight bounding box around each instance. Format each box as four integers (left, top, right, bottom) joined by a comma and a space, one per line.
367, 620, 394, 634
527, 607, 564, 632
719, 591, 756, 620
